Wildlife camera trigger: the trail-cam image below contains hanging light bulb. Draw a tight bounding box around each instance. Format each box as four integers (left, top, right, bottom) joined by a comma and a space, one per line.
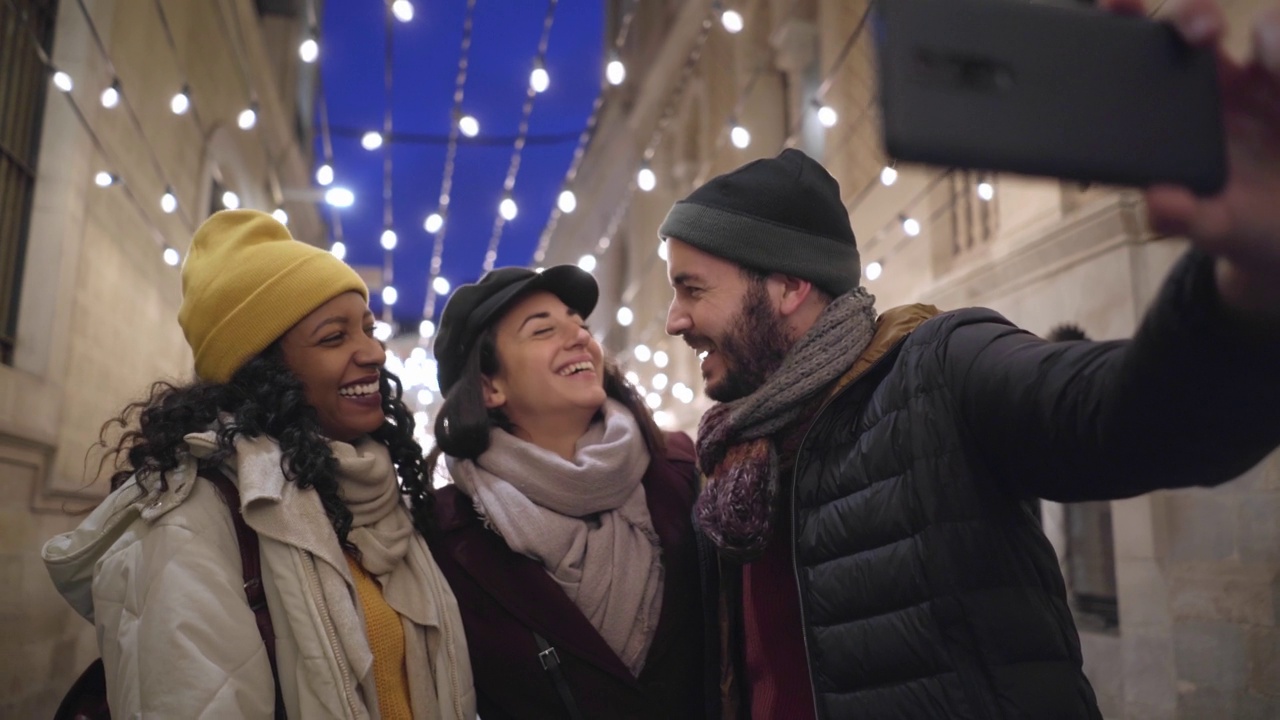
577, 254, 597, 273
381, 228, 398, 250
880, 165, 898, 186
730, 124, 751, 149
817, 104, 838, 128
530, 59, 550, 94
373, 321, 393, 342
606, 52, 626, 86
616, 306, 634, 326
170, 84, 191, 115
331, 241, 347, 260
557, 189, 577, 213
299, 33, 319, 63
653, 350, 669, 368
419, 319, 436, 338
163, 247, 181, 267
382, 286, 398, 305
238, 103, 258, 130
902, 216, 921, 236
94, 171, 115, 188
458, 114, 479, 138
424, 211, 444, 233
433, 276, 451, 295
324, 186, 355, 207
634, 344, 652, 362
221, 190, 240, 209
272, 208, 289, 225
720, 8, 745, 33
100, 80, 120, 109
652, 373, 668, 391
977, 181, 995, 201
637, 165, 656, 192
392, 0, 414, 22
361, 131, 383, 150
316, 163, 334, 186
625, 370, 641, 386
52, 70, 73, 92
160, 187, 178, 214
865, 261, 883, 281
499, 195, 518, 221
645, 392, 662, 409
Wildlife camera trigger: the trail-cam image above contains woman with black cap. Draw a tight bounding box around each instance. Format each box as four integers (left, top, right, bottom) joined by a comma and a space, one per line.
43, 210, 475, 719
426, 265, 714, 719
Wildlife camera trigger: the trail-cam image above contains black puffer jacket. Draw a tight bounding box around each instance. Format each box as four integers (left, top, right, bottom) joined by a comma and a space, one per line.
775, 250, 1280, 719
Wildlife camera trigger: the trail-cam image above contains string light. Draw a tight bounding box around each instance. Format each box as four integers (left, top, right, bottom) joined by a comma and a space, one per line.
94, 171, 115, 187
606, 52, 626, 85
730, 123, 751, 148
458, 114, 479, 137
978, 181, 995, 200
382, 286, 398, 305
637, 164, 656, 192
653, 350, 669, 368
432, 276, 451, 295
424, 212, 444, 233
419, 319, 435, 338
720, 8, 744, 33
530, 59, 550, 93
381, 228, 398, 250
645, 392, 662, 409
902, 216, 921, 236
325, 187, 355, 207
557, 189, 577, 213
616, 306, 634, 326
331, 241, 347, 260
238, 103, 258, 130
100, 80, 120, 108
361, 131, 383, 150
160, 187, 178, 213
272, 208, 289, 225
373, 321, 393, 341
625, 370, 640, 386
652, 373, 668, 390
163, 247, 181, 266
499, 195, 518, 221
634, 344, 652, 362
300, 36, 319, 63
817, 103, 838, 128
577, 254, 597, 273
170, 84, 191, 115
316, 163, 334, 186
392, 0, 414, 22
52, 70, 73, 92
880, 165, 898, 186
865, 260, 883, 281
221, 190, 240, 210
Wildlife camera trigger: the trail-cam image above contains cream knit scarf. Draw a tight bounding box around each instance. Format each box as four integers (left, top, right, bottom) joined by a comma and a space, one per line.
446, 399, 663, 676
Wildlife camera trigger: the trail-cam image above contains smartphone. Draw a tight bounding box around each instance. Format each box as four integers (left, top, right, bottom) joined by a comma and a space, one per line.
874, 0, 1227, 196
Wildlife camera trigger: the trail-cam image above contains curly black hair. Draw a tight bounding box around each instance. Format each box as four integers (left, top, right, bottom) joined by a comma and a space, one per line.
100, 342, 434, 546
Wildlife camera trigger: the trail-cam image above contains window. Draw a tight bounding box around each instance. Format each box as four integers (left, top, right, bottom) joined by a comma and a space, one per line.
0, 0, 58, 365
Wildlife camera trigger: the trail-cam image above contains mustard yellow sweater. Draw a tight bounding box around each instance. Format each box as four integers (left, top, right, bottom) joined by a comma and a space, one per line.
347, 554, 412, 720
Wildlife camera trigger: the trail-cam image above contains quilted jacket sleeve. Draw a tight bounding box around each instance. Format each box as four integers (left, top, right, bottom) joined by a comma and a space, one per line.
939, 249, 1280, 502
93, 480, 277, 718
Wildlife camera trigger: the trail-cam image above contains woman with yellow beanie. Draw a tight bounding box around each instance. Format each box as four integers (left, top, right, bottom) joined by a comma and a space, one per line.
43, 210, 476, 719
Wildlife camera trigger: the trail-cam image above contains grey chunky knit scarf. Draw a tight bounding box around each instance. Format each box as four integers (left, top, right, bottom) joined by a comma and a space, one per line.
695, 286, 878, 562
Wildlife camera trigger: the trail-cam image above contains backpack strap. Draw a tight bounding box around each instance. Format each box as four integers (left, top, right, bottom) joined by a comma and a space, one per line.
532, 631, 585, 720
203, 465, 287, 720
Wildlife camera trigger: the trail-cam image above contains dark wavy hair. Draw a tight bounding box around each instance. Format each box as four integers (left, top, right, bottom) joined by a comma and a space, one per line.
426, 323, 664, 479
100, 342, 434, 545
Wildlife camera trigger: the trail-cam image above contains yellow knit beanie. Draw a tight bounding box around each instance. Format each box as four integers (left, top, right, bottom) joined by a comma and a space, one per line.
178, 209, 369, 383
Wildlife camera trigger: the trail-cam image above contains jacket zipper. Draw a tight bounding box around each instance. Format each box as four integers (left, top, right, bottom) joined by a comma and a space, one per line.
790, 336, 909, 720
302, 550, 361, 718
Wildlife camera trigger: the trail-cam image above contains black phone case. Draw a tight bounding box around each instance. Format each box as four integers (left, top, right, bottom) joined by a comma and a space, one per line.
874, 0, 1227, 196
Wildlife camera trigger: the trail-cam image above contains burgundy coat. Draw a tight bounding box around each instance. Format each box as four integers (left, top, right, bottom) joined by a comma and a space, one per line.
429, 431, 711, 720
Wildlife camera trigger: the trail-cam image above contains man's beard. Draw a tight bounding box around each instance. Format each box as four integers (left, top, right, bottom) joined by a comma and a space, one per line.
701, 281, 793, 402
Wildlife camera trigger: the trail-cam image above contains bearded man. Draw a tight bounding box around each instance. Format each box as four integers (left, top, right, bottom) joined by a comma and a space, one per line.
659, 1, 1280, 717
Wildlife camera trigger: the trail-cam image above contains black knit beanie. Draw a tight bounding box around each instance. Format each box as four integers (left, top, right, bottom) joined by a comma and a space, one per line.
657, 149, 860, 297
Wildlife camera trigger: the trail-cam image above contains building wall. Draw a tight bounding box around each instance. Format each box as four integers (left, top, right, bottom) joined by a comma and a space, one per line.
0, 0, 321, 715
543, 0, 1280, 716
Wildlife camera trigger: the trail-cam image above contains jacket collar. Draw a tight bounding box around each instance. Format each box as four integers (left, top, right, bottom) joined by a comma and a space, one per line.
827, 303, 940, 398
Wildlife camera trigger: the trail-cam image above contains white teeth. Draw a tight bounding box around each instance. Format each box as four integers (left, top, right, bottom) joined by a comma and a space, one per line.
339, 382, 379, 397
558, 361, 594, 377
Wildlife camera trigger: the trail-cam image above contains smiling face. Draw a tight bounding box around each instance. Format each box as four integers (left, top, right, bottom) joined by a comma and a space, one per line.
279, 291, 387, 442
482, 290, 606, 431
665, 238, 794, 402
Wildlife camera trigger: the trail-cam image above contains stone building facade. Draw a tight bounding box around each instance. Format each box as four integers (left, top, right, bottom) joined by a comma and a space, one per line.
0, 0, 322, 715
540, 0, 1280, 716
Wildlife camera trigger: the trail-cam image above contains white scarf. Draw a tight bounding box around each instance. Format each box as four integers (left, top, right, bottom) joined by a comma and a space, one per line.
446, 400, 663, 676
